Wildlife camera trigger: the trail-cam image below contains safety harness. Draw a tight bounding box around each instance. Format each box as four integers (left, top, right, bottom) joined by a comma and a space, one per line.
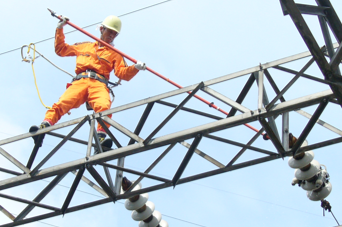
73, 69, 117, 111
74, 70, 109, 86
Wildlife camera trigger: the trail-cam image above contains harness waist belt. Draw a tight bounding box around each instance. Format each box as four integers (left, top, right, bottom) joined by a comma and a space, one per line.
74, 70, 108, 85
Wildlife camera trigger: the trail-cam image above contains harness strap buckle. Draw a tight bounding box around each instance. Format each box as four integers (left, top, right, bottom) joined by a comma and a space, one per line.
86, 70, 96, 79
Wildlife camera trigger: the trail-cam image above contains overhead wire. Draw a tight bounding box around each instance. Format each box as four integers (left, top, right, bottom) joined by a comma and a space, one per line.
0, 0, 173, 56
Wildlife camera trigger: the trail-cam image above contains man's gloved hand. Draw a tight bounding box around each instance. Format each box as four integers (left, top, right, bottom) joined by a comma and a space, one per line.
57, 15, 69, 29
134, 60, 146, 70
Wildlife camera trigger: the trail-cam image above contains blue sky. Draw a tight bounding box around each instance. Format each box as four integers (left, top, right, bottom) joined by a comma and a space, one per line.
1, 0, 342, 226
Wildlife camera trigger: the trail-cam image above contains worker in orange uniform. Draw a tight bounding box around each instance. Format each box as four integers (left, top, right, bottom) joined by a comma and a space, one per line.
33, 15, 146, 152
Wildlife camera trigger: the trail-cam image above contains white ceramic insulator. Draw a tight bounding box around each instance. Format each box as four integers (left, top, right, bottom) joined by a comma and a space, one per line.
132, 201, 155, 221
124, 182, 168, 226
159, 219, 169, 227
294, 160, 320, 180
301, 181, 316, 191
138, 210, 162, 227
125, 193, 149, 211
288, 151, 314, 169
307, 182, 332, 201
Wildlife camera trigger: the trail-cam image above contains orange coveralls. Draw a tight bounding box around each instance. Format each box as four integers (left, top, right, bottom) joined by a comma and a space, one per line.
43, 28, 139, 133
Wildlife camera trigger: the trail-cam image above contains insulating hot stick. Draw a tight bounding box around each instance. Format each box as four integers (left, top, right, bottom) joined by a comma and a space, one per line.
47, 8, 261, 134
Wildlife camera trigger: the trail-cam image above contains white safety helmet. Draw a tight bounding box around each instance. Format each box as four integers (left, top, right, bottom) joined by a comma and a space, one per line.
101, 15, 122, 34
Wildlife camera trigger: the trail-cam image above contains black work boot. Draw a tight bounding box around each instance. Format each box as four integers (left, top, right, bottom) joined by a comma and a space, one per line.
29, 121, 51, 147
94, 133, 113, 155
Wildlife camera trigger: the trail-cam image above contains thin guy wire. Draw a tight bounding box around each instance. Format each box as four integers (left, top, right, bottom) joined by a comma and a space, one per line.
0, 0, 172, 56
331, 211, 340, 226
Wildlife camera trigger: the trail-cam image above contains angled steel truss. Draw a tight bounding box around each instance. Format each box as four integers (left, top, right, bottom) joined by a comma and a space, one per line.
0, 0, 342, 226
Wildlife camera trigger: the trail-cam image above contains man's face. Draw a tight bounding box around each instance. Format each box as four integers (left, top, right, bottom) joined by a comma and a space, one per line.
101, 27, 118, 44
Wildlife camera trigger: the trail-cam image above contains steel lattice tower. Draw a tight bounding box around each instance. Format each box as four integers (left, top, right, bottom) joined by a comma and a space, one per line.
1, 0, 342, 226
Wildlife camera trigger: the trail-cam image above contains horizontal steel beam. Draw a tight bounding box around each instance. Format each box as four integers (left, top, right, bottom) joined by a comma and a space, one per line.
180, 141, 225, 168
99, 162, 171, 183
202, 86, 250, 114
157, 100, 222, 120
0, 89, 334, 191
0, 193, 60, 212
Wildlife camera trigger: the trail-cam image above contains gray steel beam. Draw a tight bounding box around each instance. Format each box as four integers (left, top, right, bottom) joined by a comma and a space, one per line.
47, 131, 91, 146
94, 45, 336, 119
26, 136, 43, 170
0, 205, 15, 221
180, 141, 225, 168
0, 168, 20, 176
259, 117, 285, 157
267, 58, 315, 110
4, 135, 342, 227
0, 193, 60, 212
100, 162, 171, 183
257, 70, 264, 111
315, 0, 342, 43
172, 134, 203, 187
291, 99, 329, 155
0, 89, 334, 191
293, 136, 342, 153
202, 87, 250, 114
144, 82, 204, 144
0, 117, 85, 146
30, 116, 89, 176
128, 102, 155, 145
318, 15, 341, 76
228, 73, 255, 117
2, 153, 280, 227
254, 71, 280, 141
157, 100, 222, 120
86, 165, 116, 202
280, 0, 342, 105
97, 117, 122, 149
0, 43, 338, 147
273, 65, 338, 86
204, 134, 275, 155
125, 143, 176, 193
102, 116, 144, 144
264, 69, 286, 102
118, 156, 282, 200
0, 148, 30, 174
92, 123, 115, 191
61, 166, 85, 214
280, 0, 333, 73
14, 173, 67, 221
71, 170, 107, 197
295, 109, 342, 136
330, 42, 342, 73
226, 129, 265, 167
115, 102, 155, 195
86, 119, 95, 158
